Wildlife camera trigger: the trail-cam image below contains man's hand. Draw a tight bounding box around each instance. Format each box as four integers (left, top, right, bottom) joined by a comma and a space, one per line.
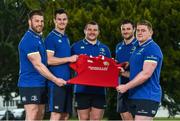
116, 84, 128, 93
68, 55, 78, 63
54, 78, 67, 87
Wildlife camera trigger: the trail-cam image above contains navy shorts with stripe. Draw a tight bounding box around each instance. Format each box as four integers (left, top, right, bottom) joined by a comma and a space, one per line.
48, 84, 73, 113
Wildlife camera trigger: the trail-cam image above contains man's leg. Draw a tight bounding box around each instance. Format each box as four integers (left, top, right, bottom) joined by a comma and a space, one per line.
49, 85, 72, 121
38, 104, 45, 120
60, 113, 69, 120
50, 112, 69, 121
135, 115, 153, 121
24, 104, 45, 120
77, 108, 91, 120
90, 107, 104, 120
20, 87, 47, 120
120, 112, 133, 121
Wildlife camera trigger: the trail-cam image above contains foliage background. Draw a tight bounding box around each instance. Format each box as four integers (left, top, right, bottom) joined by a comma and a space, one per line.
0, 0, 180, 119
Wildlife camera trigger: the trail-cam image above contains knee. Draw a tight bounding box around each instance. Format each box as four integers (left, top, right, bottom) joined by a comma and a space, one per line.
25, 108, 39, 120
79, 114, 89, 120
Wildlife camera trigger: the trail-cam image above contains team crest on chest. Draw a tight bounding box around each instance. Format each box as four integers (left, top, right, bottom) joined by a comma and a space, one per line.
100, 48, 105, 52
130, 46, 136, 53
137, 48, 144, 55
99, 48, 106, 55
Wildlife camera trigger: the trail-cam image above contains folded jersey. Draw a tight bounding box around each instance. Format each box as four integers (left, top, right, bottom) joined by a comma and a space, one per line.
68, 54, 124, 87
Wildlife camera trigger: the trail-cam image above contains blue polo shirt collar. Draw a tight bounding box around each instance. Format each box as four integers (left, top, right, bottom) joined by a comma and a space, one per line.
83, 39, 100, 46
139, 39, 153, 47
52, 29, 67, 38
28, 29, 42, 39
123, 38, 137, 46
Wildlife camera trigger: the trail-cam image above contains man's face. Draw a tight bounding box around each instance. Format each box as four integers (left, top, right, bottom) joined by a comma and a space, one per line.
29, 15, 44, 33
54, 13, 68, 31
121, 23, 134, 40
136, 25, 153, 43
84, 24, 99, 42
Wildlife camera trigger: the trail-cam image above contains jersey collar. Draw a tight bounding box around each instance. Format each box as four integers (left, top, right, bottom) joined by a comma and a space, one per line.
122, 38, 137, 46
83, 39, 100, 46
52, 29, 67, 38
139, 39, 153, 47
28, 29, 42, 39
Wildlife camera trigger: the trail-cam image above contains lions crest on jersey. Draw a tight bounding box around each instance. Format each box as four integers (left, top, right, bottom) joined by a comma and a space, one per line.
103, 61, 109, 66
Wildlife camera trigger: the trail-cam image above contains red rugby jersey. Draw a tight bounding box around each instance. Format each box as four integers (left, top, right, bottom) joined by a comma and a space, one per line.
68, 54, 125, 87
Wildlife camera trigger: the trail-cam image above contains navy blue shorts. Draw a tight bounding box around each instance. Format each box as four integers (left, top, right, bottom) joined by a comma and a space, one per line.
74, 93, 106, 109
117, 92, 129, 113
129, 99, 160, 117
19, 87, 47, 105
48, 85, 73, 113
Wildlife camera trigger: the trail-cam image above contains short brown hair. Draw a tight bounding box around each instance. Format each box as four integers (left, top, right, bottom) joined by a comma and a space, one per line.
137, 20, 153, 31
85, 21, 99, 30
28, 10, 43, 20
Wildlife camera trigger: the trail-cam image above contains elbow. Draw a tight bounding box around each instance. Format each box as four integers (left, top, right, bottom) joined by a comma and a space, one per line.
47, 60, 52, 65
143, 71, 153, 80
47, 57, 54, 65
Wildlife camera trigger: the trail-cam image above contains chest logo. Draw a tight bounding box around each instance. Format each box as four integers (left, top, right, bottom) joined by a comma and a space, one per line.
137, 48, 144, 55
100, 48, 105, 52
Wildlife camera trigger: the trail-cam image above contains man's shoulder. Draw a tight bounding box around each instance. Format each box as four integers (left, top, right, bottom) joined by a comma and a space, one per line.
71, 39, 84, 47
98, 41, 109, 49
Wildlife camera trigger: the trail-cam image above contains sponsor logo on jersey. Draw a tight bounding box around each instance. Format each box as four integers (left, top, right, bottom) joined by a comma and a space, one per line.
80, 46, 85, 49
88, 66, 108, 71
58, 39, 62, 43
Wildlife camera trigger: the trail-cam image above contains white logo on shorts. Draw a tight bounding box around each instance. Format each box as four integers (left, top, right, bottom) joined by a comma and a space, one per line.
54, 106, 59, 109
137, 109, 148, 114
31, 95, 38, 101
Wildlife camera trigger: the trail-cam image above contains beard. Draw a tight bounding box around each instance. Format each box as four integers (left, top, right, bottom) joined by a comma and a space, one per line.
31, 25, 43, 34
124, 34, 134, 40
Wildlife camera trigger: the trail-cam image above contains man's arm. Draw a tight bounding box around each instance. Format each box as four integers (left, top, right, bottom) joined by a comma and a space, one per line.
116, 61, 157, 93
27, 52, 66, 86
46, 51, 78, 66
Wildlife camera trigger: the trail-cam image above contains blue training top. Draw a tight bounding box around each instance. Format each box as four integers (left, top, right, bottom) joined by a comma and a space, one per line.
115, 38, 137, 84
45, 29, 71, 86
18, 29, 47, 87
129, 39, 163, 102
71, 39, 111, 95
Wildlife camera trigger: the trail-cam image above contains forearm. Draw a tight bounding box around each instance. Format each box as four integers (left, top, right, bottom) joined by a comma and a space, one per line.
47, 56, 70, 66
34, 63, 58, 83
126, 71, 150, 90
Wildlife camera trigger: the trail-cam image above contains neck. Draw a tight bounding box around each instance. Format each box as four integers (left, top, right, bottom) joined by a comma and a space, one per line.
124, 36, 134, 45
85, 38, 97, 45
139, 37, 152, 45
55, 28, 65, 35
29, 28, 42, 36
